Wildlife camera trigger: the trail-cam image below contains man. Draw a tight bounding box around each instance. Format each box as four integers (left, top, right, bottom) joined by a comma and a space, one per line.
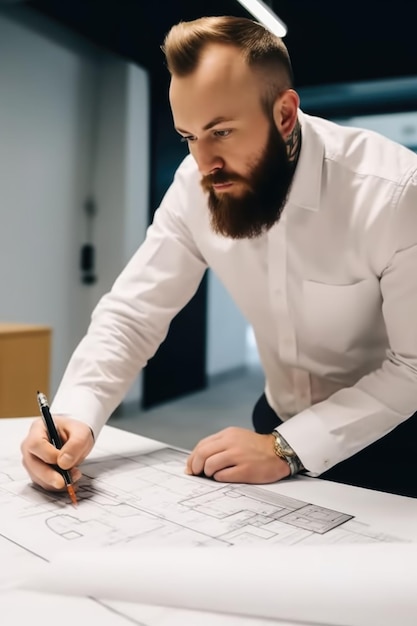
21, 16, 417, 497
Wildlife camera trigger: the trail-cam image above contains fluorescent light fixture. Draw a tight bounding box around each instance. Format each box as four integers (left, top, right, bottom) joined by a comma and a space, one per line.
237, 0, 287, 37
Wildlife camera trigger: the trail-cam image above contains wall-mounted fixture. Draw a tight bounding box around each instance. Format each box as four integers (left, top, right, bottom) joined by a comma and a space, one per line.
80, 196, 97, 285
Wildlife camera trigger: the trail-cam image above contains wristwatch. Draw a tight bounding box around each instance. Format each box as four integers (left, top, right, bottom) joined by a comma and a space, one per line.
271, 430, 304, 476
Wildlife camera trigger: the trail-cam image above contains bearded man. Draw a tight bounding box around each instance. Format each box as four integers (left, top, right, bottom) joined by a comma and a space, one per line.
22, 16, 417, 498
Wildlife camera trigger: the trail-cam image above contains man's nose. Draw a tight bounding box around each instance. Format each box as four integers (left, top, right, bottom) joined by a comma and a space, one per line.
192, 142, 224, 176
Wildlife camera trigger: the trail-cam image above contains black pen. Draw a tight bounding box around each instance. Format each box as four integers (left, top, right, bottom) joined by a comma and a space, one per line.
36, 391, 78, 506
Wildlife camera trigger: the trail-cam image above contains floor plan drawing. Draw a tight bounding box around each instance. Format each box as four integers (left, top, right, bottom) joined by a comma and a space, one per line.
0, 444, 404, 562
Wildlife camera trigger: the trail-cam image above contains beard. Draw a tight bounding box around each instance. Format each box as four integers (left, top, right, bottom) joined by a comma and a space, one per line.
200, 122, 295, 239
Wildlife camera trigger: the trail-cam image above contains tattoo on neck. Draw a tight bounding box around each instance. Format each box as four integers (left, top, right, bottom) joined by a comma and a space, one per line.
286, 120, 301, 168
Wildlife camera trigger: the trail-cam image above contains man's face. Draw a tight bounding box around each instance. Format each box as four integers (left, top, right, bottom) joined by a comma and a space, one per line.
169, 44, 294, 239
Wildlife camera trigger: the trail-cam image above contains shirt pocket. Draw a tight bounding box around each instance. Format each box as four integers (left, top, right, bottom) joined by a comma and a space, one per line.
302, 278, 380, 354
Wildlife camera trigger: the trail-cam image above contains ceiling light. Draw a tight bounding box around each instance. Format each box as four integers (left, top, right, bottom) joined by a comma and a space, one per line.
236, 0, 287, 37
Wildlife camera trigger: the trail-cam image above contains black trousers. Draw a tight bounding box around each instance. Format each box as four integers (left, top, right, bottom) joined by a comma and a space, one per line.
252, 393, 417, 498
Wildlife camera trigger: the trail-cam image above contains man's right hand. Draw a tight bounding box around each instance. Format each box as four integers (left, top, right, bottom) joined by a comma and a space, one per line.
20, 416, 95, 492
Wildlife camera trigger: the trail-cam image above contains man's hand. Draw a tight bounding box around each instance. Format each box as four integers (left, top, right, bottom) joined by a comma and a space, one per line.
186, 426, 291, 483
21, 416, 95, 491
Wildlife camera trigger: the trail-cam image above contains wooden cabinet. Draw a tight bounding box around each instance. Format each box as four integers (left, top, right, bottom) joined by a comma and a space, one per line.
0, 323, 51, 418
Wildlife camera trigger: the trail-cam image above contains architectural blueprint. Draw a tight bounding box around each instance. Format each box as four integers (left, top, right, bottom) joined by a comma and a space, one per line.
0, 445, 403, 560
0, 419, 413, 626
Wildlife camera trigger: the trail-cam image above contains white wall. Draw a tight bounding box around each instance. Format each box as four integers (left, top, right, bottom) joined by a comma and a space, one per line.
0, 4, 248, 404
0, 7, 149, 400
123, 64, 150, 401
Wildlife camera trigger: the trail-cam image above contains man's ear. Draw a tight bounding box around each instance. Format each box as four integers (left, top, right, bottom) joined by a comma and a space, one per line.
272, 89, 299, 138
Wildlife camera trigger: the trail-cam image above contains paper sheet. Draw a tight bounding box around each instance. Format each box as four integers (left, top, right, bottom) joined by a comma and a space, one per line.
2, 418, 417, 626
23, 543, 417, 626
0, 442, 406, 562
0, 590, 288, 626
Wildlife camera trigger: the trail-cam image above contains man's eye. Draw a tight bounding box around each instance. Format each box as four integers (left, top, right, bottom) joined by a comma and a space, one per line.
180, 136, 196, 143
214, 130, 231, 138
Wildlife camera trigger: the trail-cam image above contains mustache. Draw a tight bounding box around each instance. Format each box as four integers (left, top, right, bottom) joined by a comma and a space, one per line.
201, 170, 243, 191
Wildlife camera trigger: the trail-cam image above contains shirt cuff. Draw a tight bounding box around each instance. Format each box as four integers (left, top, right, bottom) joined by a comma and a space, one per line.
51, 387, 109, 441
276, 408, 344, 476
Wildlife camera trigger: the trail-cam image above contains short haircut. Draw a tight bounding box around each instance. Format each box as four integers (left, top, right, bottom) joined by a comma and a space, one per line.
162, 16, 294, 114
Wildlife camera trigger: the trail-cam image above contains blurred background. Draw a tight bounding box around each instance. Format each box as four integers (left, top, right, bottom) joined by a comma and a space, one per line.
1, 0, 417, 445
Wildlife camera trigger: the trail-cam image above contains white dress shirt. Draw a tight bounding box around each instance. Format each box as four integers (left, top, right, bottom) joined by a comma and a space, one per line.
52, 110, 417, 475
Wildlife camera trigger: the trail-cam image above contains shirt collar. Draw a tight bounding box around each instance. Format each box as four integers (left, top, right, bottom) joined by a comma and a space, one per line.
286, 109, 324, 212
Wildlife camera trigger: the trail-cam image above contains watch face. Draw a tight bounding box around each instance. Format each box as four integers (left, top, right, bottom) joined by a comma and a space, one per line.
272, 432, 303, 474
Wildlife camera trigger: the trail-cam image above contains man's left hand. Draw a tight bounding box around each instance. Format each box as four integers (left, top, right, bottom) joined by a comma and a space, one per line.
186, 426, 291, 483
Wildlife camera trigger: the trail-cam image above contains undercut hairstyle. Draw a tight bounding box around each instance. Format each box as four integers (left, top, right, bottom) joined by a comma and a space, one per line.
162, 16, 294, 114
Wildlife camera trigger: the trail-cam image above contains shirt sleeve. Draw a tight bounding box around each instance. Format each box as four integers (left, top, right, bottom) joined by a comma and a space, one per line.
277, 169, 417, 475
51, 158, 207, 438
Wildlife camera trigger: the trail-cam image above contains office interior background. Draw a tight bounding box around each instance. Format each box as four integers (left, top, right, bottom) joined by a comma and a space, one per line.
1, 0, 417, 449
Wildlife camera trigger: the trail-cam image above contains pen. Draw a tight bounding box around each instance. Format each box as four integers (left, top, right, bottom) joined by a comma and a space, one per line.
36, 391, 78, 506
